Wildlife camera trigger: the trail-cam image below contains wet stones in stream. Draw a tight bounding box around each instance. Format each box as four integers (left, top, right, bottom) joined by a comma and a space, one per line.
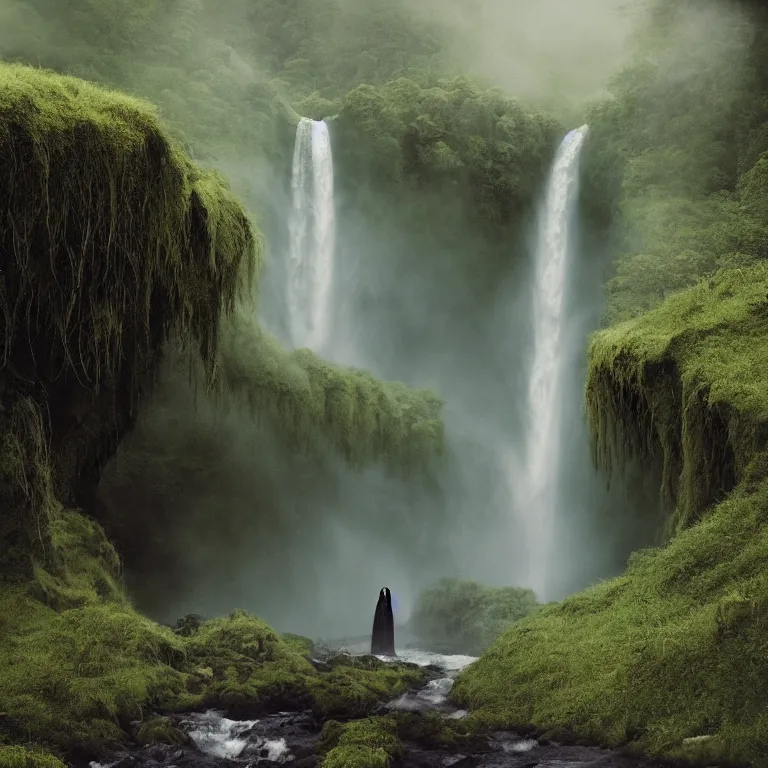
88, 655, 666, 768
89, 711, 319, 768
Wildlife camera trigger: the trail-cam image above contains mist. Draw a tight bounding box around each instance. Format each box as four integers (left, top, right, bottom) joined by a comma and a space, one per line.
1, 0, 759, 638
404, 0, 652, 113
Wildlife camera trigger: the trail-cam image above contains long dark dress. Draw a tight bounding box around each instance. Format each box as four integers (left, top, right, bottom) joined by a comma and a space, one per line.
370, 586, 395, 656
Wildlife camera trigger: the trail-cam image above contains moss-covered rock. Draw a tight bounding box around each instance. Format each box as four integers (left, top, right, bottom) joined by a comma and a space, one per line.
410, 578, 539, 655
308, 657, 427, 721
135, 717, 190, 746
454, 266, 768, 766
0, 747, 67, 768
319, 717, 403, 768
317, 711, 488, 768
586, 262, 768, 534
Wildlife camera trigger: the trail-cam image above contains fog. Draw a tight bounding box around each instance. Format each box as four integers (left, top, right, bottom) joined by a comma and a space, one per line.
0, 0, 755, 638
406, 0, 652, 112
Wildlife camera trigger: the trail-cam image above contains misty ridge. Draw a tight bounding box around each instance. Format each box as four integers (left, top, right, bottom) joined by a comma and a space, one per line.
0, 0, 759, 641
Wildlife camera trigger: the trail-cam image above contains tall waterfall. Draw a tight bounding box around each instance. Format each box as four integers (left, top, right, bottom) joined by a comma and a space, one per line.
522, 125, 589, 600
287, 117, 336, 352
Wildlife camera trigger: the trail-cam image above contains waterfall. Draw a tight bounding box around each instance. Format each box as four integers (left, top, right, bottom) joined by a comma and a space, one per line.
287, 117, 336, 352
521, 124, 589, 601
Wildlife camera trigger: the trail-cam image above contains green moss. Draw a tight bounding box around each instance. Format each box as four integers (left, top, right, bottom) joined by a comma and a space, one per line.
0, 747, 66, 768
335, 77, 561, 227
454, 479, 768, 763
309, 659, 427, 720
136, 717, 189, 746
182, 609, 315, 714
0, 579, 187, 753
217, 312, 444, 470
0, 579, 428, 755
455, 266, 768, 766
320, 717, 402, 768
410, 578, 540, 655
0, 61, 255, 577
586, 263, 768, 533
281, 632, 315, 656
391, 711, 487, 752
317, 711, 487, 768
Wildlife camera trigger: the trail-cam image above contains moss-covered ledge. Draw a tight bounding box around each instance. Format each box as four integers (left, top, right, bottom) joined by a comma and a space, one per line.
0, 62, 256, 576
586, 263, 768, 534
453, 265, 768, 767
217, 312, 444, 469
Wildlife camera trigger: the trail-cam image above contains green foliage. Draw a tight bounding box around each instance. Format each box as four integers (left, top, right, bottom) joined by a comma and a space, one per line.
320, 717, 402, 768
317, 709, 488, 768
335, 77, 561, 225
587, 263, 768, 533
410, 578, 539, 656
0, 579, 188, 753
0, 60, 254, 577
1, 0, 451, 160
0, 61, 254, 389
281, 632, 315, 656
0, 557, 427, 756
391, 710, 487, 752
217, 312, 444, 470
135, 717, 189, 746
0, 63, 443, 758
581, 4, 768, 323
0, 747, 66, 768
308, 655, 426, 720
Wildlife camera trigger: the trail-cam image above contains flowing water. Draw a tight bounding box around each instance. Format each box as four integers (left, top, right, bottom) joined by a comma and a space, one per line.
521, 125, 589, 600
286, 117, 336, 353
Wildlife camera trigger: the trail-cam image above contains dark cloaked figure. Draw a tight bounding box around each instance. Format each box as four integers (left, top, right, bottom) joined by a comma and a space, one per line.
370, 586, 395, 656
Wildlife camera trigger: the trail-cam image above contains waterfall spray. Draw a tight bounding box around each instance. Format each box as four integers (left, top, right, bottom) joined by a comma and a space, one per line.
521, 124, 589, 601
287, 117, 336, 352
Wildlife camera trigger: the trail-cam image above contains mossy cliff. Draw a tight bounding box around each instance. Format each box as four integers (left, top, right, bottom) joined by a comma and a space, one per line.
0, 61, 255, 575
0, 62, 441, 760
453, 264, 768, 767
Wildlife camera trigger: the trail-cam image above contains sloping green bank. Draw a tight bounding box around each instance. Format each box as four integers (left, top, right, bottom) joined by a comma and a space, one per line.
453, 265, 768, 767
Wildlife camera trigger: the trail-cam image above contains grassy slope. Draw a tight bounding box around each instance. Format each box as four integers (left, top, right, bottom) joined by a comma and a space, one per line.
0, 63, 442, 760
453, 264, 768, 767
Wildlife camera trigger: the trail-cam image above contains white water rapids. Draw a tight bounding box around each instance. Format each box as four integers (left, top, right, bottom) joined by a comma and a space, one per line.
521, 125, 589, 601
286, 117, 336, 353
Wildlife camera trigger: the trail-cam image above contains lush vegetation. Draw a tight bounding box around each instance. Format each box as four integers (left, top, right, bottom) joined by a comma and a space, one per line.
5, 0, 768, 765
0, 59, 443, 761
0, 560, 428, 755
454, 5, 768, 753
0, 61, 254, 577
409, 579, 539, 656
581, 1, 768, 323
0, 0, 452, 161
318, 710, 488, 768
334, 76, 560, 226
217, 312, 444, 469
